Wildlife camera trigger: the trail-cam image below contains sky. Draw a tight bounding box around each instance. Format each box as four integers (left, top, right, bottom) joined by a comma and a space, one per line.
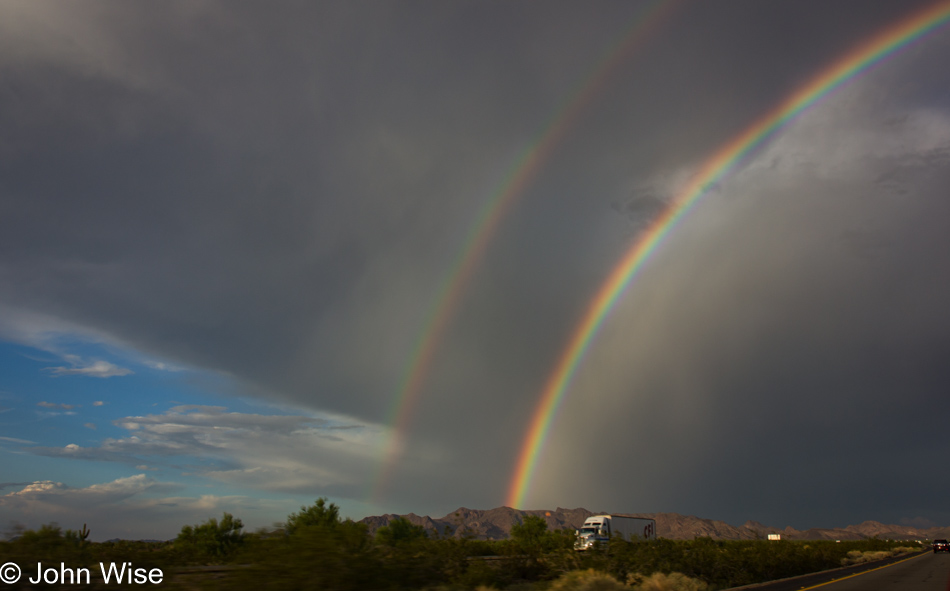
1, 0, 949, 541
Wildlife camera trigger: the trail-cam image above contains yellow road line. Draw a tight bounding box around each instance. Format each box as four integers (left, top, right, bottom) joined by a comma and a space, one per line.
797, 552, 930, 590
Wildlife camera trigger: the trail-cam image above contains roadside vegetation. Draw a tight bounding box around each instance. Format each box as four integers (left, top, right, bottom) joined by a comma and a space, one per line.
1, 501, 923, 590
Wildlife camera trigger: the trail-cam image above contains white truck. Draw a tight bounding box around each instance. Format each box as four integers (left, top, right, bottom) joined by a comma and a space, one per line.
575, 515, 656, 550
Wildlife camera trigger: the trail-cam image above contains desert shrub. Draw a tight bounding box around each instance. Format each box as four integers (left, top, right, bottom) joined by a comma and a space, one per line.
1, 524, 174, 577
548, 569, 626, 591
454, 559, 511, 589
583, 537, 919, 590
841, 549, 893, 565
5, 514, 920, 590
892, 546, 917, 554
237, 520, 393, 591
628, 572, 709, 591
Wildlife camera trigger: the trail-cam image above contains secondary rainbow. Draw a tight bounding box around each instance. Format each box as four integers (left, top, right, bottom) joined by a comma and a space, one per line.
369, 0, 679, 502
507, 0, 950, 510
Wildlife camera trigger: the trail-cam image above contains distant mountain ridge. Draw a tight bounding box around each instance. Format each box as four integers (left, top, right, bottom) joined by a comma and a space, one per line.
359, 507, 950, 541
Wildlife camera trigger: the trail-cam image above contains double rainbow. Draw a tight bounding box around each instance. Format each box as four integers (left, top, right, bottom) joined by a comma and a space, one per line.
369, 0, 678, 501
507, 0, 950, 509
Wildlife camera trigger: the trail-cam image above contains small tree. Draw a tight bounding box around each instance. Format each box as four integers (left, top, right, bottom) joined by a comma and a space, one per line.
285, 497, 342, 534
177, 512, 244, 560
18, 523, 64, 545
375, 516, 427, 546
511, 514, 551, 552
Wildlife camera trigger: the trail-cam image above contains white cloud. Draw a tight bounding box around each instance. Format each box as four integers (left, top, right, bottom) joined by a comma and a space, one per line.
37, 401, 75, 410
0, 311, 134, 379
143, 360, 184, 372
45, 359, 133, 378
2, 475, 150, 505
93, 401, 105, 406
36, 401, 80, 418
7, 480, 69, 495
0, 436, 35, 444
0, 475, 291, 541
36, 410, 77, 418
0, 306, 103, 349
28, 406, 389, 497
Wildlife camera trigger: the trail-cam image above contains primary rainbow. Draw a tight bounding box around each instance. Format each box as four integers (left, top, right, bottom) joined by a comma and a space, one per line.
507, 0, 950, 510
369, 0, 678, 502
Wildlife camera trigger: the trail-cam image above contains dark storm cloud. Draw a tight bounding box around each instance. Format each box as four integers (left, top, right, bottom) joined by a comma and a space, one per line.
536, 93, 950, 528
0, 1, 619, 414
0, 0, 948, 524
612, 189, 669, 235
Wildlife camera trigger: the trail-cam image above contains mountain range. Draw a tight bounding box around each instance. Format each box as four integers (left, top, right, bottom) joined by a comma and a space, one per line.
359, 507, 950, 542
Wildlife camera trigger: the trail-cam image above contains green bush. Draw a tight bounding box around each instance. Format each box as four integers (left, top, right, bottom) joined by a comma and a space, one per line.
2, 515, 921, 590
175, 512, 244, 561
511, 516, 549, 549
285, 497, 342, 534
375, 516, 427, 546
239, 520, 391, 591
7, 524, 76, 563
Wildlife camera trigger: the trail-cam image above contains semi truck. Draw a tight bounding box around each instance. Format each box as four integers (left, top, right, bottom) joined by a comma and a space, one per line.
575, 515, 656, 550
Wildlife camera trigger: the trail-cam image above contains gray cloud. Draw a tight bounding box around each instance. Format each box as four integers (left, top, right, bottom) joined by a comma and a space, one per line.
0, 482, 35, 491
0, 0, 947, 528
612, 188, 669, 233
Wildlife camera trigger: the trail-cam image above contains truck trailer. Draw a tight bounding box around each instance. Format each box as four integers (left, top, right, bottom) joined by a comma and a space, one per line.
575, 515, 656, 550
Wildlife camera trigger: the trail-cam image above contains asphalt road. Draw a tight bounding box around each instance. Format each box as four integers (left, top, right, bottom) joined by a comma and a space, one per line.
729, 551, 950, 591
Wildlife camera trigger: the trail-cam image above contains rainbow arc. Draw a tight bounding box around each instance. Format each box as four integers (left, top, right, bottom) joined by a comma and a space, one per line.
368, 0, 677, 502
507, 0, 950, 510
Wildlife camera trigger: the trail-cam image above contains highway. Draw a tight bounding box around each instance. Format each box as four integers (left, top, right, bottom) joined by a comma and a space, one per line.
731, 552, 950, 591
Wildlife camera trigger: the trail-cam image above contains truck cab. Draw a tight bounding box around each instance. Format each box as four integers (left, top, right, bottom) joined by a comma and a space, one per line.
575, 518, 610, 550
575, 515, 656, 550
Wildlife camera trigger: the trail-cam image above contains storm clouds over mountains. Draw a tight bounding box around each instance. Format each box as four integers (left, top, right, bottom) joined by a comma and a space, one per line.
1, 1, 949, 539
